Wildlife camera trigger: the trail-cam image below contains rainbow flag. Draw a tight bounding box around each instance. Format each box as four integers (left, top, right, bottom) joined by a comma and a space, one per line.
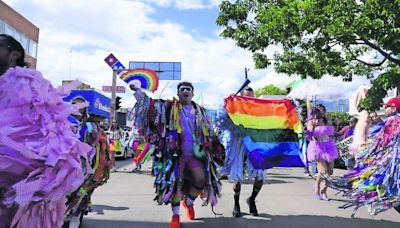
225, 95, 305, 169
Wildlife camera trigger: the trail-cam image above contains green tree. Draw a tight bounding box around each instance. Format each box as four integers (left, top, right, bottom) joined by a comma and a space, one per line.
326, 112, 352, 129
255, 84, 288, 97
216, 0, 400, 111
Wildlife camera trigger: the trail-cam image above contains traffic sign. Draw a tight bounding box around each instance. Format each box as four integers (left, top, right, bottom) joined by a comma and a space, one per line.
102, 85, 126, 93
104, 53, 118, 67
112, 61, 126, 74
104, 53, 126, 74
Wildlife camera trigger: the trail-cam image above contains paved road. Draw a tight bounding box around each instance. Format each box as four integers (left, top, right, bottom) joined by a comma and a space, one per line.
81, 159, 400, 228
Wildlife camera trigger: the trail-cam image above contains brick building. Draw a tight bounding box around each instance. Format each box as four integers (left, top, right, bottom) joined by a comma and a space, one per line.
0, 0, 39, 68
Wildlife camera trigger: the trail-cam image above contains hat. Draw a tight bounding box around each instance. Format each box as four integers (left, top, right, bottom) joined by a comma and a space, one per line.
385, 98, 400, 110
129, 80, 141, 90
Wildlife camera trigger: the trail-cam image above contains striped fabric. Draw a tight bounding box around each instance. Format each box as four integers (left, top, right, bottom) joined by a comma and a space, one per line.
225, 95, 305, 169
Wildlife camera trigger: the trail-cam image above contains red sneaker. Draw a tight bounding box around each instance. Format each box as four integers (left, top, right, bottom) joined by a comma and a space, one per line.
181, 200, 195, 220
169, 215, 180, 228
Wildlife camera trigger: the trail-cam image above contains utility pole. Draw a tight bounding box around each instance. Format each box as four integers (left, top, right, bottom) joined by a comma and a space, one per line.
110, 69, 118, 125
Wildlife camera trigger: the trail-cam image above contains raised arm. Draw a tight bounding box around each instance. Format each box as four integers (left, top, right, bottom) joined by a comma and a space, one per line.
350, 111, 369, 152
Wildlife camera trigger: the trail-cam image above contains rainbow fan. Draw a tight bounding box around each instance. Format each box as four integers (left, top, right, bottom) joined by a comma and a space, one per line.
119, 68, 159, 92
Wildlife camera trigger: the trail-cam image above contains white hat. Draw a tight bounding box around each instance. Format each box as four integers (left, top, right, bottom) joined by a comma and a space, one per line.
130, 80, 141, 89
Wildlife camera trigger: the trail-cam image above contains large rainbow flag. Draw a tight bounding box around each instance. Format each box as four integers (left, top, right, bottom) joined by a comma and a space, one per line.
225, 95, 306, 169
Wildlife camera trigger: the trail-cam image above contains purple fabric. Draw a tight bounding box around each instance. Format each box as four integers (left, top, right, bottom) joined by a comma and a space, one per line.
179, 155, 204, 175
307, 125, 339, 162
0, 67, 92, 228
179, 105, 195, 156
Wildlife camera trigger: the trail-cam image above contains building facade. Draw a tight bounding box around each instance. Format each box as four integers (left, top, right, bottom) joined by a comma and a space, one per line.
0, 1, 39, 68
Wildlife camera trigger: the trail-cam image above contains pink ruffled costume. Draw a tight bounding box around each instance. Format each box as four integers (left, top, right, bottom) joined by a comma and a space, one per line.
0, 67, 92, 228
306, 125, 339, 162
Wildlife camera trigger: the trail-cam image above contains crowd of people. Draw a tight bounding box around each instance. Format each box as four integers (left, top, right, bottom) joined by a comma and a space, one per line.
0, 33, 399, 228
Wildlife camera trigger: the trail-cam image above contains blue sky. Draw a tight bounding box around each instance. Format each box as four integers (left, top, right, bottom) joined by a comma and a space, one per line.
151, 5, 220, 39
4, 0, 368, 108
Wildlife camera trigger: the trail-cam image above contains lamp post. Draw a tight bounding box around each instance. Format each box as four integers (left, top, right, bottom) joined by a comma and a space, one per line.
110, 69, 118, 125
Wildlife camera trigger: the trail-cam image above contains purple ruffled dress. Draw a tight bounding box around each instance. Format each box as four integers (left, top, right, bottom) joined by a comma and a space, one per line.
0, 67, 92, 228
307, 125, 339, 162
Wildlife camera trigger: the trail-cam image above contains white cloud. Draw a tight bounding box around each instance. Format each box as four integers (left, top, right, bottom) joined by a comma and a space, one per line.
4, 0, 370, 111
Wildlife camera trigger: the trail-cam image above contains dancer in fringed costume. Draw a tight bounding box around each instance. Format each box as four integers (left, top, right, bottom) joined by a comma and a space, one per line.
325, 97, 400, 216
0, 34, 92, 228
129, 81, 225, 228
220, 87, 306, 217
64, 98, 112, 227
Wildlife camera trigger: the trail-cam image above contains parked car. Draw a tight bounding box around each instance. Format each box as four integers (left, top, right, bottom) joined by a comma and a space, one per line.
106, 128, 134, 160
116, 129, 134, 159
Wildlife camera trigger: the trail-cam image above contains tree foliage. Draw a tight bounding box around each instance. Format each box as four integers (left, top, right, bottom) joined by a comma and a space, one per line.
326, 112, 352, 129
216, 0, 400, 111
255, 84, 288, 97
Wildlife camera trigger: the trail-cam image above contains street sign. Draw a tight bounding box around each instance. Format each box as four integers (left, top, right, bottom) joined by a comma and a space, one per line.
112, 61, 126, 74
104, 53, 126, 74
104, 53, 118, 67
102, 85, 126, 93
104, 53, 127, 125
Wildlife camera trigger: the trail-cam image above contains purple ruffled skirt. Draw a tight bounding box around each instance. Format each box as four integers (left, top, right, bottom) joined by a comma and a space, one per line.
307, 140, 339, 162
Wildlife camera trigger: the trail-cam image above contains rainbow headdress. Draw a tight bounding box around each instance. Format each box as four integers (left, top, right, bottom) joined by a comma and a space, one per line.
120, 68, 159, 92
225, 95, 305, 169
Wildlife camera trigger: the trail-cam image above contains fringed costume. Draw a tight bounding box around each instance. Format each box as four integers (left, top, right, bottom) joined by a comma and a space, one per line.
325, 113, 400, 216
132, 89, 224, 211
65, 119, 112, 224
0, 67, 92, 228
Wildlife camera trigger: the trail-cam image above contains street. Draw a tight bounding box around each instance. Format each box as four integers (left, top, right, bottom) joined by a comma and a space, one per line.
82, 159, 400, 228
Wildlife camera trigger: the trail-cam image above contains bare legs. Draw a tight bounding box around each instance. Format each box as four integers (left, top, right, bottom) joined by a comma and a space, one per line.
315, 160, 334, 200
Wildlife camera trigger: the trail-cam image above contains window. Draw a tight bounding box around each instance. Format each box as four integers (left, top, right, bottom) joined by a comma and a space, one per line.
14, 30, 22, 44
29, 40, 37, 58
0, 20, 5, 34
5, 24, 15, 37
20, 34, 29, 52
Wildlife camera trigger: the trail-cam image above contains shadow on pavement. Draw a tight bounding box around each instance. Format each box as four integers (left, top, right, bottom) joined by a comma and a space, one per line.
240, 179, 293, 185
90, 204, 130, 215
82, 214, 399, 228
268, 174, 310, 180
81, 219, 167, 228
195, 214, 400, 228
267, 172, 290, 176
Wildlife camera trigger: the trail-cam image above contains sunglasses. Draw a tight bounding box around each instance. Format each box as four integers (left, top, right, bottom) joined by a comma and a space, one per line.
179, 87, 192, 92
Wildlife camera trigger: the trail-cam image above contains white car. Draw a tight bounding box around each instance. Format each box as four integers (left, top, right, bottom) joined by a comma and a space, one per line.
115, 129, 135, 159
107, 129, 134, 160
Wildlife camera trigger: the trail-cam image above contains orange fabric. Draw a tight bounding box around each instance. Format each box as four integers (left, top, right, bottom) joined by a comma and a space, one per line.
169, 215, 180, 228
94, 130, 111, 183
182, 200, 195, 220
225, 95, 297, 117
